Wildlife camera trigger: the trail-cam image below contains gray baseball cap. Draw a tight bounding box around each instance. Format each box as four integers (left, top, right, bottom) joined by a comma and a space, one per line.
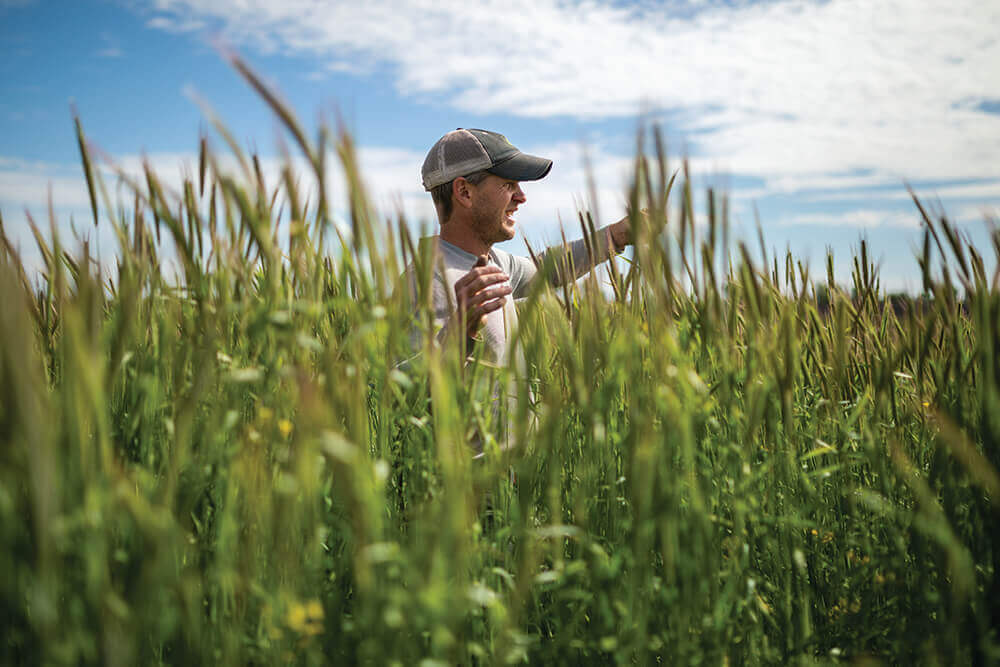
421, 128, 553, 191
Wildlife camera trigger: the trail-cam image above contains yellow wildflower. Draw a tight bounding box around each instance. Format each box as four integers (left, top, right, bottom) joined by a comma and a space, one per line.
287, 598, 324, 637
278, 419, 293, 437
287, 602, 307, 632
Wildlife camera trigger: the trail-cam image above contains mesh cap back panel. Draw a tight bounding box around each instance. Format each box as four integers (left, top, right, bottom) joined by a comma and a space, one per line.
421, 130, 493, 190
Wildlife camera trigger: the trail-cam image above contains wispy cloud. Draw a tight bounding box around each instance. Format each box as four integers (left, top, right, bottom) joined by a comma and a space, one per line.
779, 209, 921, 229
300, 59, 372, 82
95, 31, 124, 58
953, 203, 999, 224
805, 180, 1000, 203
146, 14, 206, 33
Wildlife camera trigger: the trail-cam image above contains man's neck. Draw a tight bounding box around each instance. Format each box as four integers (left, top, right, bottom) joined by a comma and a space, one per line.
439, 221, 491, 257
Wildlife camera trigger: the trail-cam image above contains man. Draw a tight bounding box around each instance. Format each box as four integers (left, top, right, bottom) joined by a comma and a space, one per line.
407, 128, 632, 367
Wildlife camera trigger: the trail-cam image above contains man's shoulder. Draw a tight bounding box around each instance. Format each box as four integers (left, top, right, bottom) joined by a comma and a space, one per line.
399, 236, 443, 277
489, 244, 536, 276
489, 244, 526, 270
400, 236, 466, 294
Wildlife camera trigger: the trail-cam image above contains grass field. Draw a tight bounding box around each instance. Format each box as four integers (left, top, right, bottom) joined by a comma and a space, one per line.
1, 63, 999, 665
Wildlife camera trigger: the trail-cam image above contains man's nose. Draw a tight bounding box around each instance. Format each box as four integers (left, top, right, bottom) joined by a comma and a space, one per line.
513, 184, 526, 203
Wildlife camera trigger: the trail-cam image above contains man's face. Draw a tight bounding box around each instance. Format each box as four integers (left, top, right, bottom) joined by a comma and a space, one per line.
468, 174, 527, 245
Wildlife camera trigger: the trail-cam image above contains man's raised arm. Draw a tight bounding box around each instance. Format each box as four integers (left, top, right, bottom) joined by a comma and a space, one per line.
507, 215, 633, 298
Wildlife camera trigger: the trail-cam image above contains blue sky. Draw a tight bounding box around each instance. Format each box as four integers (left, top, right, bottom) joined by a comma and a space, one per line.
1, 0, 998, 292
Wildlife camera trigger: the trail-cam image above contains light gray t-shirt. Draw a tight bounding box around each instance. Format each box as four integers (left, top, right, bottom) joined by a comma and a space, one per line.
404, 228, 617, 365
401, 229, 618, 455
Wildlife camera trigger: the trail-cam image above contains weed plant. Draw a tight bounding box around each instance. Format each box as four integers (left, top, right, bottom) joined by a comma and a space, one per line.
1, 60, 999, 665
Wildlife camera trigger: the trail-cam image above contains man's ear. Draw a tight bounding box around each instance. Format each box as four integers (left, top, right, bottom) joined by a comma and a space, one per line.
452, 177, 475, 210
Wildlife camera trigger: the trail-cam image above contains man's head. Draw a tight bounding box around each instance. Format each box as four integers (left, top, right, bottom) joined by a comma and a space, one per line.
422, 129, 552, 226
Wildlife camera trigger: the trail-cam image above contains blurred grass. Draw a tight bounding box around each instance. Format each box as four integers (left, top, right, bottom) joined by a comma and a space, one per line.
1, 59, 999, 665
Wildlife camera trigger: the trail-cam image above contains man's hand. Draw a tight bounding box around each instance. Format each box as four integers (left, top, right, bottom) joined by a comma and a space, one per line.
608, 215, 633, 253
608, 208, 648, 252
453, 256, 512, 342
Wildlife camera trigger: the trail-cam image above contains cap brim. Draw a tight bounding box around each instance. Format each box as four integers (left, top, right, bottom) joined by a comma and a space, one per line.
487, 152, 552, 182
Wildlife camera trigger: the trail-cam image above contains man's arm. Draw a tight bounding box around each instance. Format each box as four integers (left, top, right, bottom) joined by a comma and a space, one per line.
507, 216, 633, 298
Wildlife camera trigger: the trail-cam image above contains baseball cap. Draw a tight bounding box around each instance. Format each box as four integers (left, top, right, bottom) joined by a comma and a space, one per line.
421, 128, 553, 191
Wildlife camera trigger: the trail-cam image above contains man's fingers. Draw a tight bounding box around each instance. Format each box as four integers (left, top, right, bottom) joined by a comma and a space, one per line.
454, 258, 511, 337
462, 283, 512, 310
455, 272, 510, 302
470, 295, 507, 321
463, 272, 511, 296
456, 283, 511, 321
459, 264, 503, 279
454, 265, 505, 289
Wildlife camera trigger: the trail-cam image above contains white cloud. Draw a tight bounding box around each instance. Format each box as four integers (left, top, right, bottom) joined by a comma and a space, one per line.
778, 209, 921, 229
953, 203, 999, 224
136, 0, 1000, 194
765, 171, 902, 196
0, 157, 93, 210
805, 180, 1000, 203
146, 14, 206, 33
906, 181, 1000, 203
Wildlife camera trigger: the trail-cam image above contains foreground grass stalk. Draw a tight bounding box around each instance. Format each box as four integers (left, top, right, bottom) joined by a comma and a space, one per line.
1, 64, 998, 665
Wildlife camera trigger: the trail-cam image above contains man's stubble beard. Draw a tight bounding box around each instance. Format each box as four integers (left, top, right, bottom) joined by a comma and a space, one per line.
471, 206, 512, 246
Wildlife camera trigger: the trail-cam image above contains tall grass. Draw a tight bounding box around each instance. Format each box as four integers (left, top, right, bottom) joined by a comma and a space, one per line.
1, 60, 998, 665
